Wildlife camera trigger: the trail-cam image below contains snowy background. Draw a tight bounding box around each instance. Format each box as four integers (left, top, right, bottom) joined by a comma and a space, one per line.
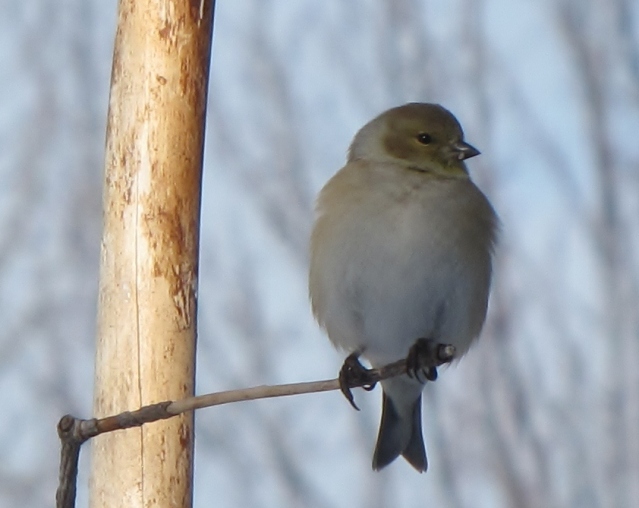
1, 1, 639, 507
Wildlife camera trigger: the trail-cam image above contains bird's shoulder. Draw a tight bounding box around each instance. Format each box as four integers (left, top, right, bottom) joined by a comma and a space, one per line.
317, 159, 480, 212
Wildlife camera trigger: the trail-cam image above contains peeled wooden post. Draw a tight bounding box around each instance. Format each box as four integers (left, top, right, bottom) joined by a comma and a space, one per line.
90, 1, 215, 507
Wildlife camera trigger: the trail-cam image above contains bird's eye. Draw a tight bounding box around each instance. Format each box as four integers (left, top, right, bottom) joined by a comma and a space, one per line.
416, 133, 432, 145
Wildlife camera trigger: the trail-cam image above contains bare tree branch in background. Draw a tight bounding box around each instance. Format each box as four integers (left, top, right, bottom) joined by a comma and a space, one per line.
0, 2, 107, 506
557, 2, 639, 507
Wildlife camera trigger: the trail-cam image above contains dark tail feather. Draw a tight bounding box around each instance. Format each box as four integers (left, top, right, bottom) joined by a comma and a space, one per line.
401, 396, 427, 471
372, 392, 427, 472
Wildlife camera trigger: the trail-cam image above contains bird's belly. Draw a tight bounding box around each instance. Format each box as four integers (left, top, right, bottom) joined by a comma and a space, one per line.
322, 222, 488, 367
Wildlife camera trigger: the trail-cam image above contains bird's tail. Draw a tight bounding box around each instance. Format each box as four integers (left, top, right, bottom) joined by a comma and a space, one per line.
372, 390, 427, 472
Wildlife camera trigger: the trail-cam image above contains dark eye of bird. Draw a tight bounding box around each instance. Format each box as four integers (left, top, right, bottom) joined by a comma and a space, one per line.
416, 133, 432, 145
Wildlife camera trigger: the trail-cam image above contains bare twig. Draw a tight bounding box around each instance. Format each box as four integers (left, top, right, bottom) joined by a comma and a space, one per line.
56, 343, 454, 508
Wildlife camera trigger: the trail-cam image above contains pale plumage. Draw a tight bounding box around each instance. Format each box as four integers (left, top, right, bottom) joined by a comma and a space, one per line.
309, 103, 498, 471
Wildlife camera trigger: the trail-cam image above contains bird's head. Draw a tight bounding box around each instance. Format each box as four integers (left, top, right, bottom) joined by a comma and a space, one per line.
348, 103, 480, 178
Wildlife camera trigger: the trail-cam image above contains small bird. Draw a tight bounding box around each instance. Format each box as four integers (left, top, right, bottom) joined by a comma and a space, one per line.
309, 103, 498, 472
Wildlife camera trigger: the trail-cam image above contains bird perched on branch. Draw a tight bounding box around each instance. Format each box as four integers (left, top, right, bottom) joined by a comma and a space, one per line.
309, 103, 498, 472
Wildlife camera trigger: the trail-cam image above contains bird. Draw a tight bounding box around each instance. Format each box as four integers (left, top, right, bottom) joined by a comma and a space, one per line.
309, 103, 498, 472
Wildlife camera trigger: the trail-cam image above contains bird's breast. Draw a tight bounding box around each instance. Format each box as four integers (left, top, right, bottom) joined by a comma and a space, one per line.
310, 166, 496, 366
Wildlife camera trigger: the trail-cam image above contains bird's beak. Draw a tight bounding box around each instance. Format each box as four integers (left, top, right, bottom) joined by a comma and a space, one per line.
451, 141, 480, 160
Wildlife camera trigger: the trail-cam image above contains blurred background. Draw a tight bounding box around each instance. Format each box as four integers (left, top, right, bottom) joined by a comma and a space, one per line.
1, 1, 639, 507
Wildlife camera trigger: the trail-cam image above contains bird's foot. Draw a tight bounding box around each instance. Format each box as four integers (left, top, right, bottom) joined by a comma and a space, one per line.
339, 352, 377, 411
406, 338, 456, 382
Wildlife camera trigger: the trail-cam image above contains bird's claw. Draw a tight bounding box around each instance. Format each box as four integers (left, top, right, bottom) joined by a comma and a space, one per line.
406, 338, 454, 382
339, 352, 377, 411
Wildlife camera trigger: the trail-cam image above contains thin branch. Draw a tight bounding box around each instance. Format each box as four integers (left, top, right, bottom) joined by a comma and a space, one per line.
56, 344, 454, 508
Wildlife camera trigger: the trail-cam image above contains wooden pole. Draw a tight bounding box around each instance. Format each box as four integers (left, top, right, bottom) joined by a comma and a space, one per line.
90, 1, 214, 507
